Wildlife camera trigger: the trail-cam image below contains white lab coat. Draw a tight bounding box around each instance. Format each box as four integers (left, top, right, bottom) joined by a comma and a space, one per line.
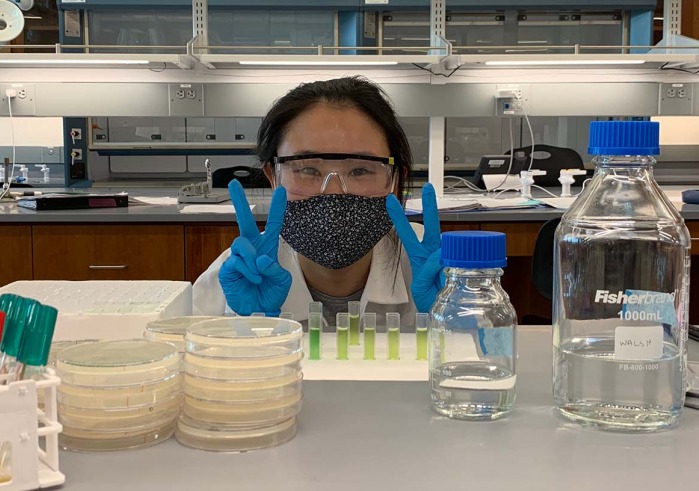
192, 227, 422, 330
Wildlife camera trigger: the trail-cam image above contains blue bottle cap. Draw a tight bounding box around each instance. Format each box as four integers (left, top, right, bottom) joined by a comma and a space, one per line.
440, 231, 507, 269
588, 121, 660, 156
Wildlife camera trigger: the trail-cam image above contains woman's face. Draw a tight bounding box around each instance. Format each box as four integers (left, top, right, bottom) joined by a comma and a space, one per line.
267, 104, 393, 201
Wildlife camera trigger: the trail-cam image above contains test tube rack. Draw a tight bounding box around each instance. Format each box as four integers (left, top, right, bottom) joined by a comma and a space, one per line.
302, 332, 429, 381
0, 371, 64, 491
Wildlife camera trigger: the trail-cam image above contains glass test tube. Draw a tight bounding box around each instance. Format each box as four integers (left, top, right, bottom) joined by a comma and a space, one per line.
309, 302, 323, 314
0, 442, 10, 484
387, 312, 400, 360
416, 313, 428, 361
336, 313, 349, 360
348, 301, 360, 346
363, 313, 376, 360
280, 312, 294, 320
308, 312, 323, 360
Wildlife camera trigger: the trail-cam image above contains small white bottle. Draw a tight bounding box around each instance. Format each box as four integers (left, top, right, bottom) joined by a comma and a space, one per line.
19, 165, 28, 181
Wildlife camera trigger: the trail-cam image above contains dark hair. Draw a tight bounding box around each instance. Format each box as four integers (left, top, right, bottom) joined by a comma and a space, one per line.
256, 76, 412, 202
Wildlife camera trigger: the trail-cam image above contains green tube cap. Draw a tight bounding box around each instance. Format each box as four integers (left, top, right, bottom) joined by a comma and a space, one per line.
18, 304, 58, 367
0, 295, 39, 358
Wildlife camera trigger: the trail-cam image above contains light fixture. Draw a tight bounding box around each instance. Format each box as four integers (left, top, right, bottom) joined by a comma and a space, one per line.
238, 60, 399, 66
484, 59, 646, 66
0, 59, 150, 65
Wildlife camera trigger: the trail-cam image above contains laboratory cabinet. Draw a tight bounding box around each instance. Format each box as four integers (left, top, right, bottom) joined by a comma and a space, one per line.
31, 225, 185, 281
1, 226, 33, 286
1, 220, 698, 324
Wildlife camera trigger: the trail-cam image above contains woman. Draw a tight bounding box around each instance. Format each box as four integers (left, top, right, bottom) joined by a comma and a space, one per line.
193, 76, 442, 329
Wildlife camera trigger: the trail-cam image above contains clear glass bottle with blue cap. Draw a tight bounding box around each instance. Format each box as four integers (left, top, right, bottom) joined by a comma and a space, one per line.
553, 121, 691, 431
429, 231, 517, 420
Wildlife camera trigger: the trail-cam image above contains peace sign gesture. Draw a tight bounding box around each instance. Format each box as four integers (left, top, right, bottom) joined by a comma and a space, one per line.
386, 183, 444, 313
218, 180, 292, 316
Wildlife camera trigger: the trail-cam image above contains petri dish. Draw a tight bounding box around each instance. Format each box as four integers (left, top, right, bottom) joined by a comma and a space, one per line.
183, 372, 302, 403
144, 316, 217, 352
48, 340, 100, 368
186, 317, 302, 360
60, 419, 176, 452
175, 416, 297, 452
56, 339, 181, 387
183, 350, 303, 381
58, 374, 181, 409
58, 394, 181, 431
182, 392, 302, 426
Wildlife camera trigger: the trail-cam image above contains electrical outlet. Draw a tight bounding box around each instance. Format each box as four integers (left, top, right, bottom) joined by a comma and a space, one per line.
495, 85, 529, 117
71, 149, 83, 161
169, 83, 204, 116
659, 83, 693, 115
0, 84, 36, 116
70, 128, 82, 140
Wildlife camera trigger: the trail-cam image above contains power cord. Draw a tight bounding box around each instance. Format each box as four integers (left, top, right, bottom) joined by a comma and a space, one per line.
443, 175, 484, 194
0, 89, 17, 201
659, 62, 699, 75
490, 118, 516, 192
411, 63, 462, 78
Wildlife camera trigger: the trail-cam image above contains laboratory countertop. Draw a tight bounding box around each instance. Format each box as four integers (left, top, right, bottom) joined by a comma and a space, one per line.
58, 327, 699, 491
1, 186, 698, 224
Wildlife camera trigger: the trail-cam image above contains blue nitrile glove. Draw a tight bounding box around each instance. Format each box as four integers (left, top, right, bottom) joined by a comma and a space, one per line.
386, 183, 444, 313
218, 180, 292, 316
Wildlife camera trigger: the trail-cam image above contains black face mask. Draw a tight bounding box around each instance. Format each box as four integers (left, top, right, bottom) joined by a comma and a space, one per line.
280, 194, 394, 270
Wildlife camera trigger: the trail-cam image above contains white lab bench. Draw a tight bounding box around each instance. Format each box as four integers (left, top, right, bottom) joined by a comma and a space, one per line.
57, 326, 699, 491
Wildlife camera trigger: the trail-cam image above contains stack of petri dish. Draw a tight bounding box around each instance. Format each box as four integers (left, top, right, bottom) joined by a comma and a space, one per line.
144, 316, 217, 353
176, 317, 303, 452
55, 339, 182, 451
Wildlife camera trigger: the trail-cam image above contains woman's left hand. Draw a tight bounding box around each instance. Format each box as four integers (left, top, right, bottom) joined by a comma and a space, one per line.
386, 183, 444, 313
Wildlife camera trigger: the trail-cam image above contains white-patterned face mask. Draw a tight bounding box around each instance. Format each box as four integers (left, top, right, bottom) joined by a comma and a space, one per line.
280, 194, 393, 270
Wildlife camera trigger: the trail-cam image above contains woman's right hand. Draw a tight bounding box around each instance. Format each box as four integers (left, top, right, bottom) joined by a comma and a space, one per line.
218, 180, 292, 316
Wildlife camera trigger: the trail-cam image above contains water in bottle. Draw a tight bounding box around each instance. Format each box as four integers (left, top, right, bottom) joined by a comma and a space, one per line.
430, 231, 517, 420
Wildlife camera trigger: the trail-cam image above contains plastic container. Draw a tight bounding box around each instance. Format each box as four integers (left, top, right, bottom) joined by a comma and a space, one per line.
175, 416, 297, 452
183, 350, 303, 381
58, 395, 181, 431
185, 317, 303, 360
60, 420, 177, 452
429, 231, 518, 421
144, 316, 217, 352
182, 392, 302, 426
57, 375, 181, 409
553, 121, 691, 432
176, 317, 303, 452
56, 339, 181, 387
183, 372, 302, 403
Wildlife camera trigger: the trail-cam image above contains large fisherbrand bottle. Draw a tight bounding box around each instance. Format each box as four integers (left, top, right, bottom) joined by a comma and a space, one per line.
553, 121, 691, 431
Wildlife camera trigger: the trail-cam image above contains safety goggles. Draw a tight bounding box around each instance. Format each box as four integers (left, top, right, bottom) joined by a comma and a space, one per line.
274, 153, 396, 198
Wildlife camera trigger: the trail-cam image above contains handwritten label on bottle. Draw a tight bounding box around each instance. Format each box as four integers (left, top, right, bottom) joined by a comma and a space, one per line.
614, 325, 663, 360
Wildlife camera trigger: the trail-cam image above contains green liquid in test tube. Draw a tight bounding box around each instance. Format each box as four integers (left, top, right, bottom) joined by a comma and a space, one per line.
416, 313, 428, 361
336, 313, 349, 360
387, 312, 400, 360
363, 313, 376, 360
308, 312, 322, 360
348, 301, 360, 345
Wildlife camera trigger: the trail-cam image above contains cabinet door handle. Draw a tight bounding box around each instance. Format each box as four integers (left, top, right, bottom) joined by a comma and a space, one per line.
89, 265, 128, 270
